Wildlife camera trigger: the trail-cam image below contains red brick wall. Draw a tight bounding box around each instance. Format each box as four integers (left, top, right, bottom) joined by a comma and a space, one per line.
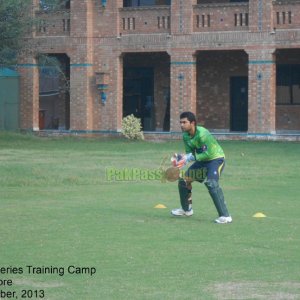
196, 50, 248, 130
249, 0, 273, 32
194, 2, 249, 32
170, 50, 197, 131
119, 7, 171, 34
93, 0, 122, 37
35, 10, 70, 37
247, 49, 276, 133
273, 2, 300, 30
18, 0, 300, 134
18, 58, 39, 130
276, 106, 300, 131
171, 0, 194, 34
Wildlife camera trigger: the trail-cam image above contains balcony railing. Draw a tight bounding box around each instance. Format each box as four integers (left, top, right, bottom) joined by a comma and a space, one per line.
32, 1, 300, 38
119, 6, 171, 34
273, 0, 300, 30
35, 10, 70, 36
193, 2, 249, 32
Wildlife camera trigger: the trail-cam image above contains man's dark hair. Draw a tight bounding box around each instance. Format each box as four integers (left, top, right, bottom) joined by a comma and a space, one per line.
180, 111, 197, 125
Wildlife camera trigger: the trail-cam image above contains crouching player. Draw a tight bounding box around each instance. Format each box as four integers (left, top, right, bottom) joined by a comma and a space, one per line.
171, 111, 232, 224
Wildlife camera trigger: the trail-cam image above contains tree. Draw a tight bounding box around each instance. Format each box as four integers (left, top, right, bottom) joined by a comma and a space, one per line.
0, 0, 32, 65
0, 0, 70, 66
0, 0, 70, 93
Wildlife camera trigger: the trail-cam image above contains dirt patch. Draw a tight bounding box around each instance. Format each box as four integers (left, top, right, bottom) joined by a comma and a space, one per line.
206, 281, 300, 300
14, 278, 64, 288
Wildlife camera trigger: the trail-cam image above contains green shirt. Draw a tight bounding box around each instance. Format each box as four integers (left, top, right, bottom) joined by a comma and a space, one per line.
183, 126, 225, 161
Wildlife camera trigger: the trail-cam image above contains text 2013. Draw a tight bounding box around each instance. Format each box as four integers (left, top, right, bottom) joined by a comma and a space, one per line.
21, 290, 45, 298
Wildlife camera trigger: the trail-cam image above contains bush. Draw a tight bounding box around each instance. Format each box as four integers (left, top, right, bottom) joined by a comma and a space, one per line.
121, 114, 144, 140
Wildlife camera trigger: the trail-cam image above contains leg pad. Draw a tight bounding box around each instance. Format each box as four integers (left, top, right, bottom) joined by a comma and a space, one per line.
205, 179, 229, 217
178, 178, 192, 211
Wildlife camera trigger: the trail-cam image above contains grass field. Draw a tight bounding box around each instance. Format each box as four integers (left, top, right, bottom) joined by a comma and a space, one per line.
0, 132, 300, 300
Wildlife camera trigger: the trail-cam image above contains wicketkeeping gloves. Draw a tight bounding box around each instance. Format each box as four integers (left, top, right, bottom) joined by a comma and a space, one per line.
171, 153, 195, 169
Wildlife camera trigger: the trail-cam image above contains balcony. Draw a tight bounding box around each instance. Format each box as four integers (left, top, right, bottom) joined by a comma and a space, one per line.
119, 6, 171, 34
193, 2, 249, 32
32, 1, 300, 38
35, 10, 70, 37
273, 0, 300, 30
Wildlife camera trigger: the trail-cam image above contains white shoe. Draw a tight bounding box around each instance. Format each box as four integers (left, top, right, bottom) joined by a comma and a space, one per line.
171, 208, 193, 217
215, 216, 232, 224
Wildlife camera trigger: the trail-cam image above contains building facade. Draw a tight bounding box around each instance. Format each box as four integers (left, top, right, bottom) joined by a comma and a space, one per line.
19, 0, 300, 135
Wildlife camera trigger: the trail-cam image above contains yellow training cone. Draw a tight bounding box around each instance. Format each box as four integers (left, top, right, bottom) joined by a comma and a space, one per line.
154, 204, 167, 209
253, 212, 266, 218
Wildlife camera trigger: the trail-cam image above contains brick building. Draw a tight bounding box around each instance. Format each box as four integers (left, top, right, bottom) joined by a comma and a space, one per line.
18, 0, 300, 136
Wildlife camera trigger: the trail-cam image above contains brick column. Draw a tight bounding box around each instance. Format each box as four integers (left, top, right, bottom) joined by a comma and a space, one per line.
90, 0, 123, 131
115, 54, 123, 131
69, 63, 94, 130
247, 49, 276, 133
249, 0, 274, 32
17, 58, 39, 131
171, 0, 195, 35
70, 0, 93, 37
69, 0, 94, 130
96, 50, 123, 132
99, 0, 123, 37
17, 1, 39, 131
170, 50, 197, 132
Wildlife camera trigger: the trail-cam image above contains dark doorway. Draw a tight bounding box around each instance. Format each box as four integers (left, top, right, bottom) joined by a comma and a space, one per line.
39, 53, 70, 130
276, 49, 300, 131
123, 67, 155, 131
123, 52, 170, 131
230, 76, 248, 131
